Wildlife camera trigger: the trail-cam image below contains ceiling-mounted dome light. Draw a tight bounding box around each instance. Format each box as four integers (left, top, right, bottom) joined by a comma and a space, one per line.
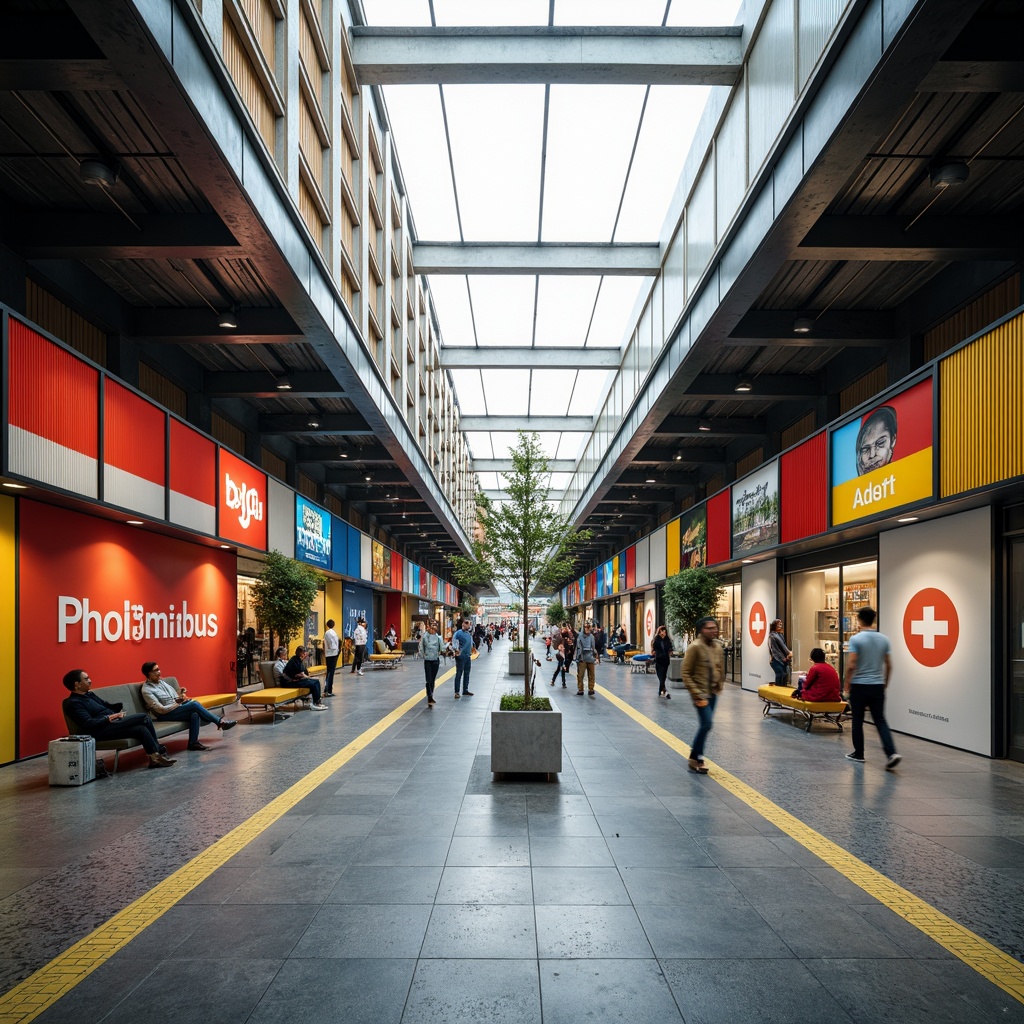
218, 308, 238, 329
275, 376, 292, 391
697, 419, 712, 433
674, 452, 684, 461
793, 317, 814, 334
734, 376, 753, 393
339, 450, 348, 458
930, 161, 969, 189
307, 419, 320, 429
79, 158, 117, 188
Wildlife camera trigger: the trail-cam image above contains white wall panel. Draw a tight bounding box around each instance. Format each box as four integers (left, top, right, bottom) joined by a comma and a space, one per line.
715, 90, 747, 242
799, 0, 850, 88
649, 525, 667, 583
360, 533, 372, 581
663, 228, 685, 333
685, 164, 715, 299
268, 478, 295, 556
635, 536, 650, 587
740, 559, 778, 691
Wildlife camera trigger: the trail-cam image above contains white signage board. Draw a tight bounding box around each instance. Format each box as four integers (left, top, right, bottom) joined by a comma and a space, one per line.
740, 559, 778, 691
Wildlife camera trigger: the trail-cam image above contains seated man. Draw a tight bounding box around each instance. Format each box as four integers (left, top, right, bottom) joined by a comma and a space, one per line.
281, 645, 328, 710
140, 661, 236, 751
799, 648, 842, 702
62, 669, 176, 769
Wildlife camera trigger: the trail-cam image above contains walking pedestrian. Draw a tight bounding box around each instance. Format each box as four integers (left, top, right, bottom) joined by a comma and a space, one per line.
681, 617, 724, 773
576, 623, 598, 696
351, 618, 368, 676
419, 619, 442, 707
843, 607, 901, 769
452, 618, 474, 697
651, 624, 673, 698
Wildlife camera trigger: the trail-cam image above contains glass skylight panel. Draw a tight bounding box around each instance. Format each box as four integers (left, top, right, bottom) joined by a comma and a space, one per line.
427, 276, 475, 345
481, 371, 531, 415
464, 431, 493, 458
665, 0, 743, 26
466, 276, 536, 345
361, 0, 431, 27
567, 370, 615, 416
542, 84, 648, 242
534, 277, 602, 347
555, 431, 589, 459
527, 369, 576, 416
588, 277, 648, 346
433, 0, 550, 25
447, 369, 487, 413
553, 0, 668, 24
444, 85, 544, 241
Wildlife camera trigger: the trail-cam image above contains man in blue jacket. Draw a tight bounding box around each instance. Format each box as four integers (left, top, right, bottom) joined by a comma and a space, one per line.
452, 619, 474, 698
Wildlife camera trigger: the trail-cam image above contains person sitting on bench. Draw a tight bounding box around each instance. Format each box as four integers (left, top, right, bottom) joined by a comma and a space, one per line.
140, 661, 236, 751
281, 645, 328, 710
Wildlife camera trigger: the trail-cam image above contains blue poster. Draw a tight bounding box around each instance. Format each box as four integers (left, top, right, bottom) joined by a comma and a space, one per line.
342, 583, 373, 641
296, 495, 331, 568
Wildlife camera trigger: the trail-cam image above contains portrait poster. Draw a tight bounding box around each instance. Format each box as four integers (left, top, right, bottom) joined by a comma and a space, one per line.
830, 377, 933, 526
678, 505, 707, 569
731, 461, 780, 557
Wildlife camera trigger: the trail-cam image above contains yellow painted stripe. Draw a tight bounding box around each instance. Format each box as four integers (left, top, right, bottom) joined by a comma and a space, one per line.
0, 671, 448, 1024
597, 684, 1024, 1004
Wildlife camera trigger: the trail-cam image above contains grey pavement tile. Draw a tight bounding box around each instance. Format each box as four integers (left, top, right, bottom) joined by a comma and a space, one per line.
178, 865, 256, 904
752, 902, 908, 959
531, 866, 631, 905
163, 904, 318, 959
401, 958, 541, 1024
887, 815, 1022, 837
693, 835, 804, 868
435, 865, 534, 904
31, 957, 156, 1024
661, 958, 856, 1024
350, 836, 452, 865
325, 864, 443, 904
539, 959, 685, 1023
224, 859, 348, 903
261, 832, 365, 866
446, 836, 531, 866
421, 904, 537, 958
454, 811, 529, 836
291, 903, 431, 958
369, 811, 459, 837
926, 834, 1024, 871
526, 793, 594, 813
917, 958, 1024, 1023
461, 793, 527, 813
620, 865, 741, 906
605, 835, 716, 869
593, 807, 687, 838
526, 813, 603, 837
848, 904, 956, 958
805, 957, 1018, 1024
536, 904, 654, 958
635, 901, 795, 959
529, 836, 614, 866
247, 958, 414, 1024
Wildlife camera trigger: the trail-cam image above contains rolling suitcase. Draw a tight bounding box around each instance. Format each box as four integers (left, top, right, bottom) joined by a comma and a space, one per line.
48, 736, 97, 786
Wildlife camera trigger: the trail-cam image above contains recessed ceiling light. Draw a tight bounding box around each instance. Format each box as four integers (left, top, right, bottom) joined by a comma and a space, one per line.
645, 478, 655, 484
126, 519, 144, 526
793, 317, 814, 334
674, 452, 683, 461
2, 481, 28, 489
741, 558, 755, 564
697, 419, 712, 432
897, 516, 919, 523
734, 376, 753, 393
339, 451, 348, 458
275, 376, 292, 391
220, 544, 232, 549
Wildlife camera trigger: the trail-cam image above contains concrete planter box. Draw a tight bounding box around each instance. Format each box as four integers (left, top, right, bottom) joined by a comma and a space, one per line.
491, 697, 562, 777
508, 650, 527, 676
668, 655, 686, 689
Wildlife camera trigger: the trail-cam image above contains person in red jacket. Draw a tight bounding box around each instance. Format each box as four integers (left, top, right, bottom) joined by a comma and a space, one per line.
799, 648, 841, 702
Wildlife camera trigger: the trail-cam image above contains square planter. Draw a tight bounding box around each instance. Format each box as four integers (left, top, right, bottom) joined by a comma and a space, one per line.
668, 655, 686, 689
491, 697, 562, 777
507, 650, 527, 676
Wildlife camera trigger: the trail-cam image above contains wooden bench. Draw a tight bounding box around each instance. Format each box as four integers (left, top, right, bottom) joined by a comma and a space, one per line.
757, 684, 848, 732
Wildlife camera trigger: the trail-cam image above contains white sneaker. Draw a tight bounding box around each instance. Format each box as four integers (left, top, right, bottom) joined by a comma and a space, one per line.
357, 670, 364, 676
885, 753, 902, 770
311, 703, 328, 711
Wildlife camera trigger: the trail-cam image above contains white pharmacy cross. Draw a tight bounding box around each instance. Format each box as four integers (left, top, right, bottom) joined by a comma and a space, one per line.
750, 612, 766, 636
911, 605, 949, 649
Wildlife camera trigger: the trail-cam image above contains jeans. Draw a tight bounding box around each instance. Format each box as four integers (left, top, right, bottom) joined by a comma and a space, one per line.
611, 643, 629, 664
93, 713, 160, 755
424, 659, 439, 700
324, 654, 339, 693
156, 700, 221, 745
352, 645, 366, 672
848, 684, 896, 758
577, 660, 595, 692
454, 656, 472, 693
770, 659, 789, 686
691, 694, 717, 761
655, 661, 669, 693
551, 656, 566, 685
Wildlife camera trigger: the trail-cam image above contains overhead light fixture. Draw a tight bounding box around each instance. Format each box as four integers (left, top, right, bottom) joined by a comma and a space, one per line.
793, 317, 814, 334
219, 544, 232, 549
126, 519, 144, 526
2, 481, 28, 490
897, 516, 919, 523
930, 161, 969, 189
697, 419, 712, 432
645, 478, 656, 484
402, 512, 407, 519
364, 472, 372, 481
674, 452, 684, 461
307, 420, 320, 429
339, 451, 348, 459
218, 307, 238, 329
734, 376, 753, 393
275, 376, 292, 391
741, 558, 756, 564
79, 158, 117, 188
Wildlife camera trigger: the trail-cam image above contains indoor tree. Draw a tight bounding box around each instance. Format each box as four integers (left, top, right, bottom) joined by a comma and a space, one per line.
250, 550, 325, 655
448, 432, 591, 702
661, 566, 724, 644
545, 598, 567, 628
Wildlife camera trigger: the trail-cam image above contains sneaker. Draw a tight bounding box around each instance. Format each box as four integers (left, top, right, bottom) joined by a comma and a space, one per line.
357, 670, 364, 676
323, 692, 335, 698
428, 699, 436, 705
845, 752, 865, 763
311, 703, 328, 711
454, 692, 461, 699
885, 753, 902, 770
463, 691, 474, 696
665, 693, 671, 699
575, 691, 584, 696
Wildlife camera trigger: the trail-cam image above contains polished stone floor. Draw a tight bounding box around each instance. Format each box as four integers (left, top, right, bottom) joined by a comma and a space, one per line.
2, 637, 1024, 1023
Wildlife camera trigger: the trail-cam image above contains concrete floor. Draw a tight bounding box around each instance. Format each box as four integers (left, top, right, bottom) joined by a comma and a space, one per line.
2, 637, 1024, 1024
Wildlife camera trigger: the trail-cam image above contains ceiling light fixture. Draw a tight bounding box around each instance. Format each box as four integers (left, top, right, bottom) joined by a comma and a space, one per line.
219, 544, 232, 549
364, 472, 372, 481
734, 376, 753, 393
793, 317, 814, 334
697, 419, 712, 432
645, 478, 656, 484
79, 158, 118, 188
897, 516, 919, 523
2, 481, 28, 490
218, 306, 238, 329
307, 420, 320, 429
126, 519, 144, 526
339, 451, 348, 458
275, 376, 292, 391
674, 452, 683, 461
741, 558, 756, 564
930, 161, 969, 189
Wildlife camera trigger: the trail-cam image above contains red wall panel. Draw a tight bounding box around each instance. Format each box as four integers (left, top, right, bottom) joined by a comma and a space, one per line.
390, 552, 403, 591
626, 546, 636, 589
170, 419, 216, 505
19, 501, 236, 757
104, 380, 165, 484
781, 431, 828, 542
706, 490, 732, 565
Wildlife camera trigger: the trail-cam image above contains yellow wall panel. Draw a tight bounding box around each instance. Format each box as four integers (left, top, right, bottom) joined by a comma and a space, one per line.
666, 517, 680, 577
940, 311, 1024, 496
0, 497, 15, 763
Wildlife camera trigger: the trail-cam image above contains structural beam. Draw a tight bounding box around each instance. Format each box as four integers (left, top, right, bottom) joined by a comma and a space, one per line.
413, 242, 660, 276
460, 415, 595, 432
131, 307, 301, 344
728, 309, 896, 343
797, 216, 1024, 261
258, 413, 373, 436
651, 415, 766, 437
297, 444, 393, 464
0, 59, 123, 89
684, 375, 820, 400
350, 26, 743, 86
918, 60, 1024, 91
473, 459, 576, 473
321, 469, 410, 486
442, 346, 620, 369
203, 372, 343, 398
631, 446, 728, 466
0, 11, 122, 89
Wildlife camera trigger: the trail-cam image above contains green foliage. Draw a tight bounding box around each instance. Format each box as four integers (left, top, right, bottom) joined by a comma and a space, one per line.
499, 694, 553, 711
662, 567, 724, 641
545, 599, 566, 627
250, 550, 325, 650
448, 432, 591, 697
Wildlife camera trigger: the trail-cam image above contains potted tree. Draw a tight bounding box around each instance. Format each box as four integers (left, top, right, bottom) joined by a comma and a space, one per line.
449, 432, 590, 776
661, 567, 724, 689
250, 550, 325, 662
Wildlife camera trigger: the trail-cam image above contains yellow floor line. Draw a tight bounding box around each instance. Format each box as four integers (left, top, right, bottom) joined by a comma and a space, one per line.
597, 683, 1024, 1004
0, 671, 448, 1024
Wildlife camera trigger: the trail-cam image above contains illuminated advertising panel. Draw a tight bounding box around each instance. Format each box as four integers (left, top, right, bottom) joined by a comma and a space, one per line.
830, 377, 933, 526
295, 494, 331, 568
679, 505, 707, 569
731, 461, 780, 557
218, 449, 267, 550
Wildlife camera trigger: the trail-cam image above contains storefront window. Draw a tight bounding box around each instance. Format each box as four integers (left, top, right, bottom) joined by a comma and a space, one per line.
715, 582, 742, 683
788, 561, 877, 678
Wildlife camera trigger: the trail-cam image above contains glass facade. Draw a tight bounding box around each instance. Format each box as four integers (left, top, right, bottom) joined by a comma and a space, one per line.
715, 582, 742, 683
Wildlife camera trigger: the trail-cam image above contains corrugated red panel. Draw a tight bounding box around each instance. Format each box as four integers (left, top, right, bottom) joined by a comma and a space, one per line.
170, 419, 216, 504
588, 570, 597, 601
626, 546, 636, 589
781, 431, 827, 542
391, 552, 403, 590
706, 490, 732, 565
104, 380, 165, 485
9, 318, 98, 457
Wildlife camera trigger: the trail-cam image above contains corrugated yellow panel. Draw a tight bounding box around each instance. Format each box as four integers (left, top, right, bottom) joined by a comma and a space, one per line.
25, 280, 107, 365
612, 554, 619, 594
667, 517, 680, 577
940, 312, 1024, 496
840, 364, 887, 414
925, 274, 1019, 361
0, 497, 14, 764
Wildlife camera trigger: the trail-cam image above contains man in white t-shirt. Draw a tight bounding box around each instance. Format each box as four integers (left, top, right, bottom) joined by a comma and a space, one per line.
843, 607, 901, 770
351, 618, 368, 676
323, 619, 340, 696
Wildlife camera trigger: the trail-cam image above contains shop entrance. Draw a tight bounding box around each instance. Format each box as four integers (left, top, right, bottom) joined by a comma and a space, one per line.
1010, 538, 1024, 762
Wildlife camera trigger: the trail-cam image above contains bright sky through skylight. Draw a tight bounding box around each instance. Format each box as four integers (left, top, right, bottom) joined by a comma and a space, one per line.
364, 0, 743, 500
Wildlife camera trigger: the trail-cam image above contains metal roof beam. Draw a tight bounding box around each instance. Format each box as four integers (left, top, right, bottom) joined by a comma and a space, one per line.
684, 375, 819, 400
473, 459, 576, 473
461, 415, 595, 432
132, 307, 301, 344
298, 444, 392, 464
202, 372, 344, 398
350, 26, 743, 86
413, 242, 660, 276
257, 413, 373, 436
651, 415, 766, 437
442, 346, 620, 369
